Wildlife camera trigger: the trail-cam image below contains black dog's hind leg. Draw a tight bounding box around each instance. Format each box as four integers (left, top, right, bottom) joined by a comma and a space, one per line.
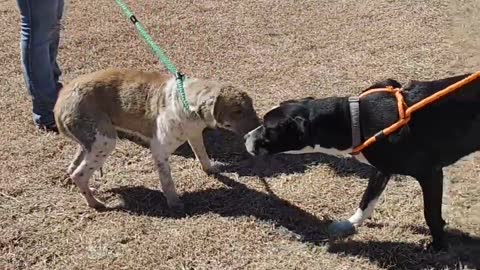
417, 167, 448, 251
328, 171, 391, 236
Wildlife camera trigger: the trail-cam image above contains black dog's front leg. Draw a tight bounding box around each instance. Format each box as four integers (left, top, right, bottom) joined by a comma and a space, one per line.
328, 171, 391, 236
417, 167, 448, 251
348, 171, 392, 226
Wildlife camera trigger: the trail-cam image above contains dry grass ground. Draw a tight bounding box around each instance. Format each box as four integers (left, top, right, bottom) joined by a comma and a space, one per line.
1, 0, 479, 269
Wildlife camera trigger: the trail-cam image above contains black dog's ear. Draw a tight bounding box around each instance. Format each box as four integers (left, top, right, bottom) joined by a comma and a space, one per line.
362, 79, 402, 93
280, 97, 314, 106
279, 99, 296, 106
297, 97, 315, 103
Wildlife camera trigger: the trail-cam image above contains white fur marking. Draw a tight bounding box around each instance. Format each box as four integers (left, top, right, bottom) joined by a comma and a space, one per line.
154, 77, 207, 141
283, 145, 372, 166
165, 77, 179, 114
442, 174, 450, 218
354, 153, 371, 166
149, 138, 182, 208
284, 145, 352, 156
269, 105, 280, 111
244, 127, 373, 165
348, 198, 378, 226
245, 126, 262, 156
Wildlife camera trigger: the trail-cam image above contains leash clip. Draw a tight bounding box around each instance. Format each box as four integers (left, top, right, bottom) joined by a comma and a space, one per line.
129, 15, 138, 24
175, 71, 185, 81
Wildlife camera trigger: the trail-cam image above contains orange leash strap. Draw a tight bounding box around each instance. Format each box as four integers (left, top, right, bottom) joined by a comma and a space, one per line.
350, 71, 480, 155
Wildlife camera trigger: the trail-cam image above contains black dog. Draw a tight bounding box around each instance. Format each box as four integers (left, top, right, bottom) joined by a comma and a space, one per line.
244, 73, 480, 250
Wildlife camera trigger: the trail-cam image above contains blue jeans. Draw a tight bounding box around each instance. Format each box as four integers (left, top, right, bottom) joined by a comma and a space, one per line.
17, 0, 64, 127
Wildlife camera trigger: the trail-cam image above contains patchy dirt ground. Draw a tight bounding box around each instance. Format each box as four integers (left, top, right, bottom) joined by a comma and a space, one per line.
1, 0, 479, 269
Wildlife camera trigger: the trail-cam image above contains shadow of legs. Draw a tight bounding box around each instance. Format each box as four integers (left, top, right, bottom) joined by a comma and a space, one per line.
107, 172, 333, 244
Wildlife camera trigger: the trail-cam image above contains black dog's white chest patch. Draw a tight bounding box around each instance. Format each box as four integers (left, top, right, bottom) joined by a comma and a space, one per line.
283, 145, 371, 166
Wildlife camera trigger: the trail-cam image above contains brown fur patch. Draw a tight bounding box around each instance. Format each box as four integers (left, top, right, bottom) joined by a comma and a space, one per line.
54, 68, 171, 140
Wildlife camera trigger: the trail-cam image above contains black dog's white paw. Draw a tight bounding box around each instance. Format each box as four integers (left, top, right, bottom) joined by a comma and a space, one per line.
328, 220, 356, 238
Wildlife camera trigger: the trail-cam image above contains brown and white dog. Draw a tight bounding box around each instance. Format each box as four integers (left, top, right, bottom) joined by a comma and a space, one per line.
54, 68, 259, 210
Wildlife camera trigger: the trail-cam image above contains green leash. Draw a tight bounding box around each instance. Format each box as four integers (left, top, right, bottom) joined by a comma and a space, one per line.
114, 0, 190, 112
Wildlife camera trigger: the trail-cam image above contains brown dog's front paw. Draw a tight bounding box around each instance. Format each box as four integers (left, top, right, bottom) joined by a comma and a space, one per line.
204, 165, 219, 175
62, 174, 74, 186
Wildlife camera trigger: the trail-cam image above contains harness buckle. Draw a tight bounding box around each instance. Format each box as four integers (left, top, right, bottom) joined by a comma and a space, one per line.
348, 96, 360, 103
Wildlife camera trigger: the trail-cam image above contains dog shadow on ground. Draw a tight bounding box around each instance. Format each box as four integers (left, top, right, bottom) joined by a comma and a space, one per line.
107, 173, 332, 244
107, 171, 480, 270
114, 130, 479, 269
173, 129, 373, 179
327, 228, 480, 270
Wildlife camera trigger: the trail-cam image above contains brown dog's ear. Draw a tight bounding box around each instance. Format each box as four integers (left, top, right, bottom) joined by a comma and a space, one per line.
195, 95, 217, 128
212, 84, 237, 124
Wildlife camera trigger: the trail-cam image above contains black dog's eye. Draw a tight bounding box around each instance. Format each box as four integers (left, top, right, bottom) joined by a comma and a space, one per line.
259, 139, 269, 147
264, 129, 271, 139
264, 129, 277, 142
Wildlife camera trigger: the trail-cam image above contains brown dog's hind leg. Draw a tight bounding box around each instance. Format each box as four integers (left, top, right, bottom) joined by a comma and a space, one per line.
70, 132, 116, 209
66, 114, 117, 209
67, 145, 85, 175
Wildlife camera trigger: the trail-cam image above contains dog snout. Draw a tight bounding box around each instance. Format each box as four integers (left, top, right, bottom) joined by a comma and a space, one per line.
244, 131, 257, 156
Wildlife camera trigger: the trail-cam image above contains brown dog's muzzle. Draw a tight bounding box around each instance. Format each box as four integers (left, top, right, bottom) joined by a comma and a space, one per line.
241, 115, 261, 136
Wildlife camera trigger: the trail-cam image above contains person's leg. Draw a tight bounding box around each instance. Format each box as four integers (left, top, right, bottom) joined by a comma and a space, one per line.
50, 0, 64, 91
17, 0, 64, 129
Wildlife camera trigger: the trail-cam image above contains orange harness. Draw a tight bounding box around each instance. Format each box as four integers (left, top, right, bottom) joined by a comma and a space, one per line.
350, 71, 480, 155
